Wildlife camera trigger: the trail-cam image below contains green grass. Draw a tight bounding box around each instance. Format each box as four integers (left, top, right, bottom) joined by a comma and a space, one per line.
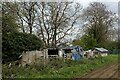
2, 54, 118, 78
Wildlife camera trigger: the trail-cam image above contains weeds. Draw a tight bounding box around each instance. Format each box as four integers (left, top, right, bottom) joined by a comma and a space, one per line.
2, 55, 118, 78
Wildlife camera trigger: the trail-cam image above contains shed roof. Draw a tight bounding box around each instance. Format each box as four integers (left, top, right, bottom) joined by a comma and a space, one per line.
95, 48, 108, 53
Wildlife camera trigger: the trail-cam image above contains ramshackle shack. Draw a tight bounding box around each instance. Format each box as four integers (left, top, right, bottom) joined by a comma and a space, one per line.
93, 48, 108, 57
61, 46, 84, 61
21, 46, 84, 66
46, 46, 84, 61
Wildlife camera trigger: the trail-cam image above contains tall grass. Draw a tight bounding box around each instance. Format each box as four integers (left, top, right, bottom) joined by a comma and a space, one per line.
2, 54, 118, 78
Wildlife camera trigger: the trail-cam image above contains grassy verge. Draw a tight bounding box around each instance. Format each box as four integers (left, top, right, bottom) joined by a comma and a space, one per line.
2, 54, 118, 78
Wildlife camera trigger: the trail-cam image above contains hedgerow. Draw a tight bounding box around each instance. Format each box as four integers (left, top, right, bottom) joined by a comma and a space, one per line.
2, 32, 43, 62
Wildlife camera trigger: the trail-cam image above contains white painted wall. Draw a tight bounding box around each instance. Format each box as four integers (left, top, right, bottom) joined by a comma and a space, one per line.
101, 53, 108, 56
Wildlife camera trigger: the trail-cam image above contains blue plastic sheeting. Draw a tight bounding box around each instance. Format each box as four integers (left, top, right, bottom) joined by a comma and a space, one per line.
72, 53, 81, 60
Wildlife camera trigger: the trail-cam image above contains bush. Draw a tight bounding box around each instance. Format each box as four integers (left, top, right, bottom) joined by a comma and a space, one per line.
49, 58, 64, 69
2, 62, 24, 78
65, 59, 89, 67
2, 32, 44, 63
73, 35, 98, 50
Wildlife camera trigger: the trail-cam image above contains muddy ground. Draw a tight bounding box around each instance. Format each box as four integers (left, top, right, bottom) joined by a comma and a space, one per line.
79, 63, 119, 78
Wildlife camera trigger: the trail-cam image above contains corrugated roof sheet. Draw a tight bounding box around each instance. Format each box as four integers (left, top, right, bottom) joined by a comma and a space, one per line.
95, 48, 108, 52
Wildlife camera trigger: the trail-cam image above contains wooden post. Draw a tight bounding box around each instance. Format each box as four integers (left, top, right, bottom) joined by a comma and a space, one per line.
43, 49, 48, 64
43, 49, 45, 64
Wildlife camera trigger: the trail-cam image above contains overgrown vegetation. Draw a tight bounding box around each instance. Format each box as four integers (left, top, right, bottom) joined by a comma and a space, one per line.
2, 2, 119, 79
73, 35, 98, 50
2, 55, 118, 78
2, 32, 43, 63
2, 3, 44, 63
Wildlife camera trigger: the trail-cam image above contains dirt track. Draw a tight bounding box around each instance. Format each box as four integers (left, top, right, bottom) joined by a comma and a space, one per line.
80, 63, 119, 78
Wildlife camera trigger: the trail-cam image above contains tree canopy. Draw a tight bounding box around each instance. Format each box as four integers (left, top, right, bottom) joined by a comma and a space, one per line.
82, 2, 117, 47
73, 35, 97, 50
2, 2, 44, 63
2, 2, 19, 33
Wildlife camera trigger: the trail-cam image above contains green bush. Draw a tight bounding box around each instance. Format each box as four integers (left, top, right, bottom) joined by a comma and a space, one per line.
65, 59, 89, 67
73, 35, 98, 50
49, 58, 64, 69
2, 32, 44, 63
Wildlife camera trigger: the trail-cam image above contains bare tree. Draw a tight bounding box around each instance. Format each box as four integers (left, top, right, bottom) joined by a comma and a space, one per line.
35, 2, 82, 48
16, 2, 37, 34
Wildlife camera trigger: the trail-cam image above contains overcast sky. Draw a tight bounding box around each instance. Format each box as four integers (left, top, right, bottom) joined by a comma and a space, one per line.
75, 0, 119, 14
3, 0, 119, 14
65, 0, 119, 41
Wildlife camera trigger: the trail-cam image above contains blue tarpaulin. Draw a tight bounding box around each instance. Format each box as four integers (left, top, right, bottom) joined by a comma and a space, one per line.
72, 53, 81, 60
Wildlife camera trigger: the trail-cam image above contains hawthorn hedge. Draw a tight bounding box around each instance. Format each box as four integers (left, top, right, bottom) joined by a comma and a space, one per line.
2, 32, 43, 63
